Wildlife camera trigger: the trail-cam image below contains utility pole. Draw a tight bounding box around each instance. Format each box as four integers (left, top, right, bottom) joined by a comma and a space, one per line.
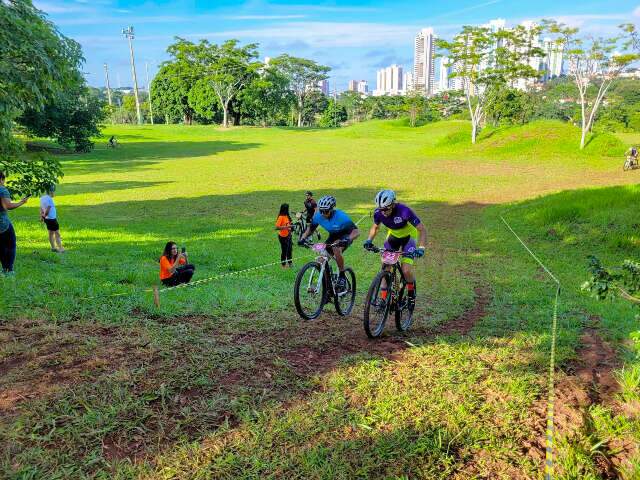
103, 63, 113, 106
333, 83, 338, 128
145, 62, 154, 125
122, 26, 142, 124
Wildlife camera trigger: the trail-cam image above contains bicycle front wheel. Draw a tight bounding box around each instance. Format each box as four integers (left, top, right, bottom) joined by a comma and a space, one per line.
334, 267, 356, 316
294, 262, 327, 320
395, 282, 415, 332
363, 270, 392, 338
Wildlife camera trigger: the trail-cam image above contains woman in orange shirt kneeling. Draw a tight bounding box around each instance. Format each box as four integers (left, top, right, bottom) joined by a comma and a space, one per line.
275, 204, 293, 268
160, 241, 195, 287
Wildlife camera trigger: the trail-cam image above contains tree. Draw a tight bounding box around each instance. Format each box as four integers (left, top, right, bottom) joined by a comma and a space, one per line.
151, 40, 201, 124
484, 86, 530, 126
318, 99, 347, 127
402, 92, 427, 127
271, 55, 330, 127
338, 91, 366, 123
194, 39, 261, 127
18, 84, 104, 152
437, 24, 545, 143
237, 68, 294, 126
544, 21, 640, 149
0, 0, 83, 193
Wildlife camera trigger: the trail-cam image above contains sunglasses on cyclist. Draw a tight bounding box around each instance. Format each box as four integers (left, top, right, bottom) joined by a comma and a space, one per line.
381, 205, 393, 213
320, 209, 332, 216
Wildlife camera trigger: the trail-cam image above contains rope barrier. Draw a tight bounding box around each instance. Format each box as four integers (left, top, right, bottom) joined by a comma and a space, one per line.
500, 215, 561, 480
80, 211, 371, 302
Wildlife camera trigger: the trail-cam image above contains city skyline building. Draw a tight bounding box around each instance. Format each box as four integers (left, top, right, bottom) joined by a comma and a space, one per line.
348, 80, 359, 91
403, 72, 414, 93
414, 28, 436, 96
543, 38, 564, 80
376, 64, 403, 95
357, 80, 369, 95
438, 56, 451, 92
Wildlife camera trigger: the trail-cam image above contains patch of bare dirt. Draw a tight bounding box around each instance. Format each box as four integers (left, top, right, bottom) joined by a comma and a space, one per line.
429, 284, 492, 336
0, 320, 154, 412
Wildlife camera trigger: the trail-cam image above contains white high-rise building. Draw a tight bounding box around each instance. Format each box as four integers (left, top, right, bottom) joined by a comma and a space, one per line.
414, 28, 436, 95
348, 80, 358, 91
357, 80, 369, 95
403, 72, 414, 93
543, 38, 563, 80
376, 64, 403, 95
438, 56, 451, 92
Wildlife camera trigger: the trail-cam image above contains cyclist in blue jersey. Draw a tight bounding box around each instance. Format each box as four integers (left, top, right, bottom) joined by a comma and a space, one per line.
298, 195, 360, 291
363, 189, 427, 310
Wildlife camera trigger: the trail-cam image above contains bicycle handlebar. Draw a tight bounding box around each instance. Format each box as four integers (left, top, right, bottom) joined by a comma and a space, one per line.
366, 245, 419, 259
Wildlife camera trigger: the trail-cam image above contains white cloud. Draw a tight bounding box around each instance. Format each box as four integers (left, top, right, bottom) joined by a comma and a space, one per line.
634, 6, 640, 17
187, 21, 461, 48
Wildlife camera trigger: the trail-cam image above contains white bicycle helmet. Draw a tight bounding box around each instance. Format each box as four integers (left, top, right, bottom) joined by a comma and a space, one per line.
318, 195, 337, 211
375, 189, 396, 209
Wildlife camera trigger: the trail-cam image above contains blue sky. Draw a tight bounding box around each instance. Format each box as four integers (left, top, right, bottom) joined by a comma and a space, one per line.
35, 0, 640, 91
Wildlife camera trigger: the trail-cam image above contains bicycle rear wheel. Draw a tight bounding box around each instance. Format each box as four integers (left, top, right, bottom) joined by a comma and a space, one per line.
294, 262, 327, 320
334, 267, 356, 316
363, 270, 392, 338
395, 282, 415, 332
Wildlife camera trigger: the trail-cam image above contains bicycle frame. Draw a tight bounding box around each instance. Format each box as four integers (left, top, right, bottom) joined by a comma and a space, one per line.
306, 243, 340, 297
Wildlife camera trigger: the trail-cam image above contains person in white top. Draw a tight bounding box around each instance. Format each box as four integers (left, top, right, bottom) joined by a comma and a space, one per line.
40, 185, 64, 253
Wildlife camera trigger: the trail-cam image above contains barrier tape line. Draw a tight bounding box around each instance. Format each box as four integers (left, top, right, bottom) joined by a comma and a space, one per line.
81, 212, 371, 301
500, 215, 560, 480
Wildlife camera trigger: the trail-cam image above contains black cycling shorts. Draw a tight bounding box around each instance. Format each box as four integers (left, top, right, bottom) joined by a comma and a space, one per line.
44, 218, 60, 232
326, 230, 352, 251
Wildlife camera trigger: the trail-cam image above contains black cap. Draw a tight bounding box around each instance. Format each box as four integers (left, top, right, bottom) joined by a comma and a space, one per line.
305, 191, 313, 196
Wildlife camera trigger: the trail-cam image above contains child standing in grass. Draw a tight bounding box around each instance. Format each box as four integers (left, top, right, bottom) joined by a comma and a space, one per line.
275, 203, 293, 268
40, 185, 64, 253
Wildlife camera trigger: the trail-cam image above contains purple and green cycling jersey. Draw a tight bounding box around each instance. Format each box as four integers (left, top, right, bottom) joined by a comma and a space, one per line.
373, 203, 421, 239
374, 203, 422, 262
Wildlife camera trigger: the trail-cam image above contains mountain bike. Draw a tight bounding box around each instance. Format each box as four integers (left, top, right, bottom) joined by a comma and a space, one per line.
294, 241, 356, 320
624, 155, 639, 171
291, 212, 321, 242
363, 246, 417, 338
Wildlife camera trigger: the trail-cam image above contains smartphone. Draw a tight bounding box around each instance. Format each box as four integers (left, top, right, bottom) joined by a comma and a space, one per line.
181, 247, 186, 253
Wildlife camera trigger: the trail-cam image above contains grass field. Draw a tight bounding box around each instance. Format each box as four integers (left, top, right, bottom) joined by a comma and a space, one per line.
1, 119, 640, 479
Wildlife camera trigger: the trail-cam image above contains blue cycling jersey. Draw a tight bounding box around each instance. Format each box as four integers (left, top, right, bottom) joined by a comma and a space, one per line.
311, 209, 356, 235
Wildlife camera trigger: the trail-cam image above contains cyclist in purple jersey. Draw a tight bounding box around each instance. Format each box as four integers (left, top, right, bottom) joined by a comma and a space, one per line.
363, 190, 427, 310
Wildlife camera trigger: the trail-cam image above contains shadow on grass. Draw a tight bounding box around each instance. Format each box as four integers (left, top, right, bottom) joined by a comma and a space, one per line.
61, 140, 263, 175
59, 180, 173, 196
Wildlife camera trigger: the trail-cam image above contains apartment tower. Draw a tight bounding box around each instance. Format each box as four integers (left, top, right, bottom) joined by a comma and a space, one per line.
414, 28, 436, 95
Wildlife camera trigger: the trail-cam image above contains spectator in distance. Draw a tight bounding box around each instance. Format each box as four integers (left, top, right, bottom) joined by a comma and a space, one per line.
275, 203, 293, 268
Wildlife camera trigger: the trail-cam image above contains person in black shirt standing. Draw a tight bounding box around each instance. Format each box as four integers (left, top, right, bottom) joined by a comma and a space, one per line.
303, 191, 317, 223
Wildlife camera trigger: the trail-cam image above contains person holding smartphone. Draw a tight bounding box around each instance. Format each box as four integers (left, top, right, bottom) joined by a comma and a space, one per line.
0, 171, 30, 276
159, 241, 195, 287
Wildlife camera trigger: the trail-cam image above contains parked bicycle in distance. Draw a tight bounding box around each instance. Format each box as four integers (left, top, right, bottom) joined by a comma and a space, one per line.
363, 246, 418, 338
291, 212, 321, 242
294, 240, 356, 320
624, 155, 639, 171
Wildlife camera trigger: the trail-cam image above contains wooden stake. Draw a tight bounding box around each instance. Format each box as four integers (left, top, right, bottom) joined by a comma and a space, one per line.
152, 285, 160, 308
